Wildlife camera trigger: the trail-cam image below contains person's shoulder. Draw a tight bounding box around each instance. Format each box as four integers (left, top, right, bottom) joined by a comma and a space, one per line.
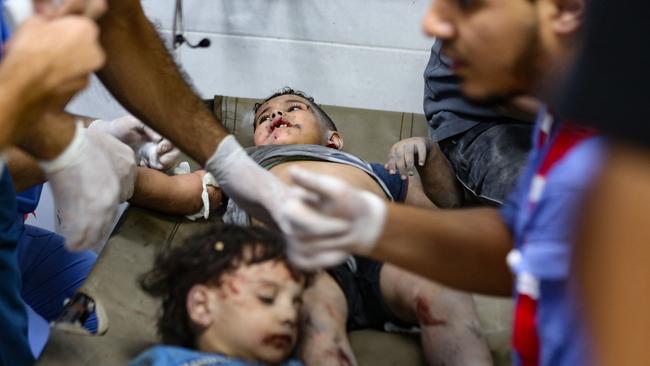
546, 136, 606, 193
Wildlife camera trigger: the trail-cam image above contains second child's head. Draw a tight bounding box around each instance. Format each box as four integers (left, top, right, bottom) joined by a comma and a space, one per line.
140, 225, 311, 364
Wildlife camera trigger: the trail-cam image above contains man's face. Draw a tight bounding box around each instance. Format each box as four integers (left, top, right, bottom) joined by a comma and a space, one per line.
423, 0, 541, 100
200, 260, 304, 364
253, 95, 328, 146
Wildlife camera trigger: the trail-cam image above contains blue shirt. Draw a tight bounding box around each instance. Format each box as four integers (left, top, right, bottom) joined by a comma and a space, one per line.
130, 345, 304, 366
0, 0, 9, 57
501, 107, 604, 366
370, 163, 408, 203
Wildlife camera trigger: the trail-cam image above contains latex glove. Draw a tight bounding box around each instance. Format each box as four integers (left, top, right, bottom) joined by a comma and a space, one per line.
89, 116, 180, 170
279, 167, 388, 270
84, 128, 137, 202
39, 122, 121, 251
137, 139, 180, 171
205, 135, 306, 228
385, 137, 434, 180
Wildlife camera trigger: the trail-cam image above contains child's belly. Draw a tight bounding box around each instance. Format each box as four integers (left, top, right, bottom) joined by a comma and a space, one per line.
268, 160, 388, 200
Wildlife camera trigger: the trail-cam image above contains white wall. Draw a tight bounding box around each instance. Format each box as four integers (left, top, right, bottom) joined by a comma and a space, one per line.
69, 0, 434, 118
55, 0, 434, 236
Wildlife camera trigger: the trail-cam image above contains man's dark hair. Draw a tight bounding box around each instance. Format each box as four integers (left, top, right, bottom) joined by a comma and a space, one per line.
253, 87, 337, 132
139, 224, 311, 348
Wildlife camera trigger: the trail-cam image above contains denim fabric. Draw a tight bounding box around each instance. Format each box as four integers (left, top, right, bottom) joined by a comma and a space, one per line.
438, 122, 533, 205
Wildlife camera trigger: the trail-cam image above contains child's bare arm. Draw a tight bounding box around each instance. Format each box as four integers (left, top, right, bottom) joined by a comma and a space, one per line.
129, 167, 222, 215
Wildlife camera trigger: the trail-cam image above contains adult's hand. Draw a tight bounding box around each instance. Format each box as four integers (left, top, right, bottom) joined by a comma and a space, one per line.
205, 135, 309, 229
385, 137, 434, 180
279, 167, 388, 269
89, 115, 180, 170
0, 15, 104, 138
39, 122, 125, 251
85, 128, 137, 202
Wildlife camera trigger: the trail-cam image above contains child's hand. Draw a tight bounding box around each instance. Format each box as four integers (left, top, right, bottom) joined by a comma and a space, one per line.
385, 137, 434, 180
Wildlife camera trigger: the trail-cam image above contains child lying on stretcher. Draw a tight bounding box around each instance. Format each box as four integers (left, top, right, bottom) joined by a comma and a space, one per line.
221, 88, 491, 365
120, 88, 489, 365
131, 224, 312, 366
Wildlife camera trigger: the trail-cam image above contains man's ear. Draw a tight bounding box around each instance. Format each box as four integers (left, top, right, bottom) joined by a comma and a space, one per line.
326, 131, 344, 150
187, 284, 217, 329
551, 0, 585, 35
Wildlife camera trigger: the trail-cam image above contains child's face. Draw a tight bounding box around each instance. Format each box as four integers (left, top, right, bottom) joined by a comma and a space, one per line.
193, 260, 305, 364
253, 95, 327, 147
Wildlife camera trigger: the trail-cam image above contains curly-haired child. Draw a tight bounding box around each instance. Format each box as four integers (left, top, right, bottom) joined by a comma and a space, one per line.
130, 224, 312, 366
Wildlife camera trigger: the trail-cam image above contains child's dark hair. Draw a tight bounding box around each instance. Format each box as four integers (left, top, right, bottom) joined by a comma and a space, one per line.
253, 87, 337, 132
139, 224, 311, 348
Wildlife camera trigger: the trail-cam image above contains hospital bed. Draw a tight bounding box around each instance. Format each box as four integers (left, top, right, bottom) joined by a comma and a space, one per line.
38, 97, 512, 366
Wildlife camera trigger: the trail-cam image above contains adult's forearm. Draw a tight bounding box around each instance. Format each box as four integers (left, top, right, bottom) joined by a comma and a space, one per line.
0, 64, 36, 148
370, 205, 513, 296
16, 112, 76, 160
5, 148, 46, 193
575, 144, 650, 366
97, 0, 227, 164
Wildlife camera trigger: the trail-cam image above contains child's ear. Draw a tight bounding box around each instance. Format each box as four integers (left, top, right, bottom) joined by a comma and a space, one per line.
187, 284, 217, 328
326, 131, 344, 150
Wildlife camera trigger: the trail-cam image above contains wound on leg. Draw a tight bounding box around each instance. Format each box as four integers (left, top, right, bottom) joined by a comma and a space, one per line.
415, 295, 447, 327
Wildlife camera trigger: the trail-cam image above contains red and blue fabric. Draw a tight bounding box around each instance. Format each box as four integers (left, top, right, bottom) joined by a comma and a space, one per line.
501, 105, 603, 366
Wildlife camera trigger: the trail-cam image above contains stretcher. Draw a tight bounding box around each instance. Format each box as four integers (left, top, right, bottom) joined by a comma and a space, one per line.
38, 97, 513, 365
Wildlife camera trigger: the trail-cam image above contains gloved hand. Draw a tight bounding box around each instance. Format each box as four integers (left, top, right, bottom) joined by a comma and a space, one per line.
385, 137, 434, 180
279, 167, 388, 270
89, 115, 180, 170
205, 135, 307, 229
85, 128, 137, 202
39, 122, 121, 251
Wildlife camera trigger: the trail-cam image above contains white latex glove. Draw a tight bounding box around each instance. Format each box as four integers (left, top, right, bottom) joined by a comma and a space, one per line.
385, 137, 434, 180
205, 135, 306, 228
84, 128, 137, 202
89, 115, 180, 170
38, 122, 121, 251
279, 167, 388, 270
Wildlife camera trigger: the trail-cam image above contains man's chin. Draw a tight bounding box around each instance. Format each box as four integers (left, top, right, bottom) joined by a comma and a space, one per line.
460, 82, 514, 106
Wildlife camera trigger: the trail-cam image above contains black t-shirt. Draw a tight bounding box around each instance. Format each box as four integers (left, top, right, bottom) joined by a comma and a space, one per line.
423, 41, 500, 141
560, 0, 650, 147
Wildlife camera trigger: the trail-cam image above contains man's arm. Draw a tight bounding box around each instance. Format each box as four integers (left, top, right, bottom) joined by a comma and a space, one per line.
96, 0, 227, 164
371, 205, 513, 295
4, 148, 45, 193
575, 144, 650, 366
283, 168, 513, 296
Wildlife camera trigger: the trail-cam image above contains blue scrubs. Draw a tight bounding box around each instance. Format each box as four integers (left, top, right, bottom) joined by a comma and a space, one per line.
0, 167, 34, 365
1, 4, 97, 359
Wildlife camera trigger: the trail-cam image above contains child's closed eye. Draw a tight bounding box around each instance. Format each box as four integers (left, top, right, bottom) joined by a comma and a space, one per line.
257, 294, 276, 305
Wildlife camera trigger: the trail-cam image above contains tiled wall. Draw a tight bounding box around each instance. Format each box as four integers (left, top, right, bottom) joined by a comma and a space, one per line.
69, 0, 434, 118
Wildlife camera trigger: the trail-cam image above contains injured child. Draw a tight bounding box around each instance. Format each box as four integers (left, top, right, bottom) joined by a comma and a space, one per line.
131, 224, 311, 366
214, 88, 492, 366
